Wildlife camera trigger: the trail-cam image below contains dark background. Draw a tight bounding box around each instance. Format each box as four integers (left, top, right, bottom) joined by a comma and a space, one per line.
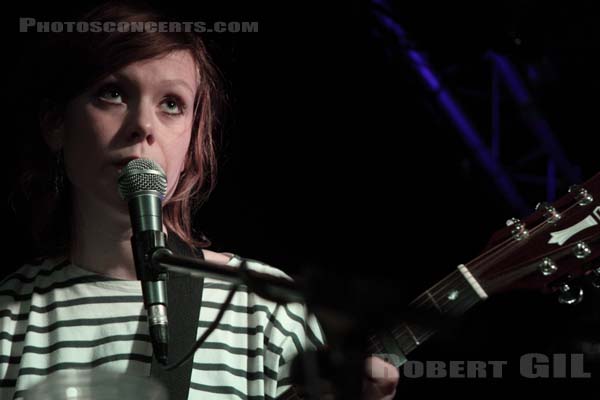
4, 0, 599, 393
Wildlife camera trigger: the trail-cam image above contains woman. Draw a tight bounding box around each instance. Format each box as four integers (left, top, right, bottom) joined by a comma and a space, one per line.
1, 1, 398, 399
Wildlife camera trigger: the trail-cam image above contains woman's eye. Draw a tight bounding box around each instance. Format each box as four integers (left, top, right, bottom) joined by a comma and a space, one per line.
161, 97, 185, 115
97, 86, 123, 104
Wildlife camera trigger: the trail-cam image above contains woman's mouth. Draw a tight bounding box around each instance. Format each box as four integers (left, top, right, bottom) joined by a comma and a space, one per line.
112, 157, 140, 170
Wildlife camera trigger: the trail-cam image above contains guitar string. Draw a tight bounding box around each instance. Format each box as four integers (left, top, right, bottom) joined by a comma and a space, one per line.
411, 224, 598, 317
376, 179, 599, 357
394, 181, 598, 318
389, 275, 476, 351
389, 295, 480, 355
405, 294, 481, 345
385, 231, 599, 356
466, 203, 593, 273
367, 269, 470, 354
386, 227, 599, 351
460, 200, 587, 271
483, 231, 600, 291
422, 199, 594, 300
404, 211, 560, 307
387, 228, 599, 354
410, 268, 476, 313
371, 194, 598, 357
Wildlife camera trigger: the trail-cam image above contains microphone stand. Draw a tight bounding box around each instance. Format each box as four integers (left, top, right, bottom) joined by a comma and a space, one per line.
149, 247, 305, 304
149, 247, 331, 399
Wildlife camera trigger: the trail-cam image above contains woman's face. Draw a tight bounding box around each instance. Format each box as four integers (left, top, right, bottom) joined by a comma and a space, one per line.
56, 50, 199, 220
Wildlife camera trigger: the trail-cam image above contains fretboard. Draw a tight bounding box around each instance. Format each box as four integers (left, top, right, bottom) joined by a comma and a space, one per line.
367, 266, 486, 364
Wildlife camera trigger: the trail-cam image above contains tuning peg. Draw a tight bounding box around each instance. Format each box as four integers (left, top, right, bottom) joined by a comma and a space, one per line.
568, 185, 594, 206
573, 241, 591, 259
557, 283, 584, 305
506, 218, 529, 241
538, 258, 558, 276
535, 202, 562, 224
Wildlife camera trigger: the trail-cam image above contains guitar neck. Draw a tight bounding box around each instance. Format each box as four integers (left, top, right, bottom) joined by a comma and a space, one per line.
368, 266, 487, 365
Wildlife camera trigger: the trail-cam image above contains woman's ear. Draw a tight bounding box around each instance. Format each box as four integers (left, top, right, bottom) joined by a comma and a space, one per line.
40, 100, 65, 152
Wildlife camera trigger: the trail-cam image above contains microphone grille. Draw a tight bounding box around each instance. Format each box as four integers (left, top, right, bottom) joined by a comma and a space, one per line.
118, 158, 167, 201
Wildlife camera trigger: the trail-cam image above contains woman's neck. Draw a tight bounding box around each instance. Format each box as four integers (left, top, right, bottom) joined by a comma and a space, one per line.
69, 191, 139, 280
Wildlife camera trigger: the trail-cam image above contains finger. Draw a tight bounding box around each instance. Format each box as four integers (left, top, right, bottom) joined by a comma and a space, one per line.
365, 356, 400, 382
363, 356, 399, 398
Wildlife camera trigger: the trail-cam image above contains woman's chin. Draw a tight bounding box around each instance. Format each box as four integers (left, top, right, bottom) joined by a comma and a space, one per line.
104, 192, 131, 220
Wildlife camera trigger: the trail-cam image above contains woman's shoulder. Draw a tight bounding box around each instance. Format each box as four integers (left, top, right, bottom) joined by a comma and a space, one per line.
0, 257, 69, 291
201, 250, 325, 344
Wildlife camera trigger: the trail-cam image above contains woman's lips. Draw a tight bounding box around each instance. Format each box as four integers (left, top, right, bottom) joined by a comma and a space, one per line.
113, 163, 128, 172
113, 157, 140, 170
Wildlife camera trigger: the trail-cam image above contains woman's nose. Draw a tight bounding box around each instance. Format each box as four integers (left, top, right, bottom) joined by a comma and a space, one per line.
126, 100, 156, 145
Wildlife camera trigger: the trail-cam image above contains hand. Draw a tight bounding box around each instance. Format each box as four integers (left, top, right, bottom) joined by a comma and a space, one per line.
362, 356, 399, 400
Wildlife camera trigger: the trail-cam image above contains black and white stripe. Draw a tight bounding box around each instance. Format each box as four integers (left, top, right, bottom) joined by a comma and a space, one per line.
0, 256, 324, 400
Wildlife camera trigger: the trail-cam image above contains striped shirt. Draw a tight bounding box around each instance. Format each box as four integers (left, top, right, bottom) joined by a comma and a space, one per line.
0, 255, 324, 400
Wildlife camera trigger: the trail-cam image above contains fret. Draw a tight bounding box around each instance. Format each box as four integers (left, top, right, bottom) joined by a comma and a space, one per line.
425, 290, 442, 312
372, 266, 486, 363
412, 269, 483, 316
367, 333, 385, 354
403, 323, 420, 346
390, 323, 419, 355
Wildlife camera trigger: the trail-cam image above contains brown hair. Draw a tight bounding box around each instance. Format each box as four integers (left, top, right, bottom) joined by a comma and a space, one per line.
13, 1, 224, 257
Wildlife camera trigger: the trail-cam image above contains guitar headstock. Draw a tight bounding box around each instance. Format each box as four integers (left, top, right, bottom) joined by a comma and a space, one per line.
469, 172, 600, 304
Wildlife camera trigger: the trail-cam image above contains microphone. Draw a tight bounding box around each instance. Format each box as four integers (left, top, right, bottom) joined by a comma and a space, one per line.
118, 158, 170, 365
